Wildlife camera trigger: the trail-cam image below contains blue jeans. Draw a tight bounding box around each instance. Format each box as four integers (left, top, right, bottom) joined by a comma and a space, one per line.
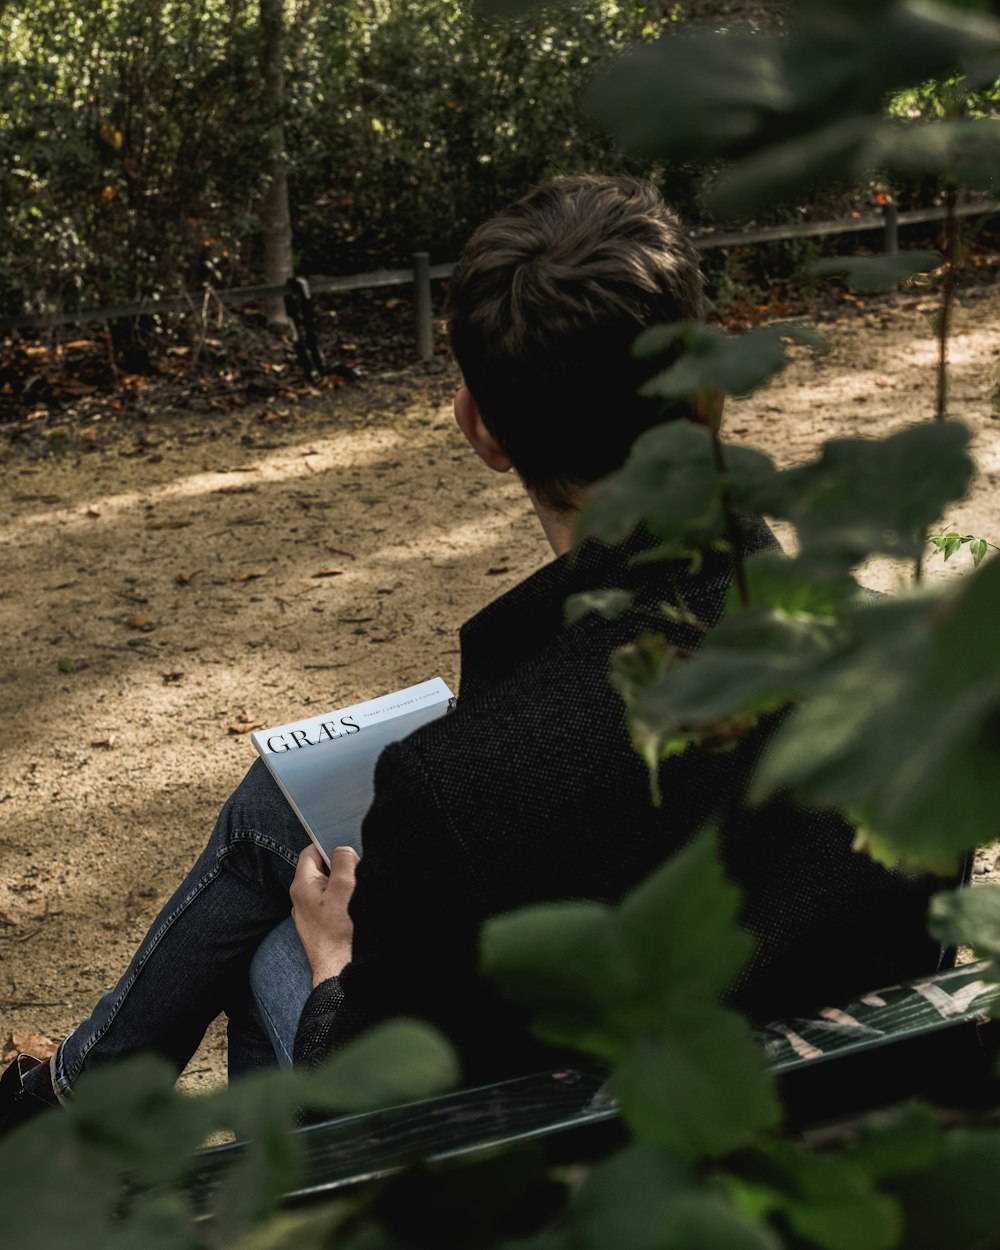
55, 761, 316, 1095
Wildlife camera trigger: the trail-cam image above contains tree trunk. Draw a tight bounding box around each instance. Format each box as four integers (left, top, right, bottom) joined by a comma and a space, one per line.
259, 0, 292, 326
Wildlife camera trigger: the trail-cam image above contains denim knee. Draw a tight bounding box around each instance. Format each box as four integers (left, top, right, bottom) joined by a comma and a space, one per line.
248, 917, 313, 1066
212, 760, 311, 872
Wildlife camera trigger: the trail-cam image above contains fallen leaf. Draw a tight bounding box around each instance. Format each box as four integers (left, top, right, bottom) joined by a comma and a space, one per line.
162, 672, 184, 684
85, 505, 101, 518
228, 707, 265, 734
126, 614, 151, 629
175, 568, 201, 586
6, 1031, 59, 1062
147, 519, 192, 531
311, 568, 344, 578
90, 735, 116, 748
233, 568, 269, 582
0, 910, 17, 927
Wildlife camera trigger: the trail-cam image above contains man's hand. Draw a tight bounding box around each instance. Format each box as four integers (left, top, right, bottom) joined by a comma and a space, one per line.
290, 845, 358, 987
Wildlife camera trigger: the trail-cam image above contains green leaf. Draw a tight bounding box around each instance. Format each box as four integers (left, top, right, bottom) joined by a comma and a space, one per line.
578, 422, 785, 560
751, 1141, 902, 1250
970, 536, 989, 565
481, 902, 638, 1056
610, 634, 685, 796
300, 1019, 459, 1113
660, 1192, 783, 1250
640, 323, 827, 402
217, 1075, 306, 1231
369, 1147, 551, 1250
929, 884, 1000, 962
630, 608, 837, 733
610, 1014, 780, 1158
755, 556, 1000, 869
0, 1112, 141, 1250
568, 1144, 693, 1250
483, 834, 778, 1156
106, 1192, 202, 1250
807, 251, 942, 293
585, 33, 792, 160
728, 551, 861, 617
887, 1129, 1000, 1250
226, 1203, 356, 1250
215, 1023, 458, 1232
707, 118, 872, 219
578, 420, 725, 549
620, 831, 753, 1006
70, 1054, 217, 1189
847, 1103, 944, 1181
943, 536, 964, 559
781, 421, 975, 571
564, 589, 633, 627
874, 117, 1000, 188
632, 321, 687, 359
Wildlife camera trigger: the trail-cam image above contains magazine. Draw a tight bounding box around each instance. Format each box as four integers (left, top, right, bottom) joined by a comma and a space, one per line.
251, 677, 455, 864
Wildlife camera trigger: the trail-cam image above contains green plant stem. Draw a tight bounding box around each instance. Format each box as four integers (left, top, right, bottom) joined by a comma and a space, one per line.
915, 182, 961, 588
709, 427, 750, 608
935, 182, 958, 423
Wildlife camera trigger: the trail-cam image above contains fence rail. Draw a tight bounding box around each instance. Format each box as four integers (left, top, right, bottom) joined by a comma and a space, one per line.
2, 199, 997, 359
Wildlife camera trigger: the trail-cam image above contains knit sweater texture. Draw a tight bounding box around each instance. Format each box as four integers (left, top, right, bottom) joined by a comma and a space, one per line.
293, 520, 943, 1082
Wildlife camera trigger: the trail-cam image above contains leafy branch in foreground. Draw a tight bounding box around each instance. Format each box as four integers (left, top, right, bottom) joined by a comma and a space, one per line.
929, 527, 993, 566
579, 418, 983, 871
0, 1021, 458, 1250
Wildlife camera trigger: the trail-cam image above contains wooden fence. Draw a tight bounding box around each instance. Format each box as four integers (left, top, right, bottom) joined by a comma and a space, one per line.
1, 199, 997, 361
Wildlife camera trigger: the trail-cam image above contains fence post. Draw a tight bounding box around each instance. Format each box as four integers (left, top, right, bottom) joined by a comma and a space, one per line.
413, 252, 433, 362
883, 201, 899, 255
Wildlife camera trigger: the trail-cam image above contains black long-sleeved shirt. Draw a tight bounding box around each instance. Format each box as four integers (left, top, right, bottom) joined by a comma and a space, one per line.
294, 522, 943, 1082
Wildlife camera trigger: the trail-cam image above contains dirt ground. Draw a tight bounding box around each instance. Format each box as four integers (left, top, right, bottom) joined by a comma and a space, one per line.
2, 278, 999, 1095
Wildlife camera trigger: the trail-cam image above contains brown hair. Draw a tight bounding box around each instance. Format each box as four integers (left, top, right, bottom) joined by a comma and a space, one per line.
447, 174, 704, 510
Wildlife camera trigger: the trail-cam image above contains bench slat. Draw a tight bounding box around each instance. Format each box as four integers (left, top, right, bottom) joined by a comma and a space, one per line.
187, 962, 1000, 1211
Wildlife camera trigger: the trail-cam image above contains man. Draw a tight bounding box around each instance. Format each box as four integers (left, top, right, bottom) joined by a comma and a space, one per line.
1, 175, 942, 1131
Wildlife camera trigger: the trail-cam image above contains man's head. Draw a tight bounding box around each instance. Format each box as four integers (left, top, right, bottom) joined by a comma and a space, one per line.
448, 174, 704, 513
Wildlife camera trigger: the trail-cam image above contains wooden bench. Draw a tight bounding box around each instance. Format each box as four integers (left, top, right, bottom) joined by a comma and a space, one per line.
185, 961, 1000, 1213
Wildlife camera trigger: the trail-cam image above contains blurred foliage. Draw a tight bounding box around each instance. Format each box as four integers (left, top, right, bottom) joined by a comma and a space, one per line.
0, 0, 268, 313
5, 2, 1000, 1249
5, 0, 996, 318
0, 0, 692, 314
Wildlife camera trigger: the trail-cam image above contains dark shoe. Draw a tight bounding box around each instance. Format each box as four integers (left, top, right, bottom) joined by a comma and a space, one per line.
0, 1053, 60, 1138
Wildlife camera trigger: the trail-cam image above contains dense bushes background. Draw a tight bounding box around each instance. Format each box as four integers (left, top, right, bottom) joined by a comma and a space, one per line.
4, 1, 995, 319
0, 0, 697, 315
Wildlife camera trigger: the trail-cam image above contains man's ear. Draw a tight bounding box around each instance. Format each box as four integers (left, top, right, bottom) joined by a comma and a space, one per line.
454, 386, 513, 473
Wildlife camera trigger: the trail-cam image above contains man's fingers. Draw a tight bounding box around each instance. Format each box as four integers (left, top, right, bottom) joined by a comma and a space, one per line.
329, 845, 359, 886
294, 843, 328, 884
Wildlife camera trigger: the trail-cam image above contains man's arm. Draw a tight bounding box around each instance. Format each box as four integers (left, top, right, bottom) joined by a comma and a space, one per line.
291, 740, 493, 1072
290, 844, 358, 986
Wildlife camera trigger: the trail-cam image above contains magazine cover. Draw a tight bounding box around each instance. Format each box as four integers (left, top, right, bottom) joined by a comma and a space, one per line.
252, 677, 454, 862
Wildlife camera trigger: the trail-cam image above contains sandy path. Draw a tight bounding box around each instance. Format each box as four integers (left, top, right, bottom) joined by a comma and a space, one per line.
2, 279, 998, 1093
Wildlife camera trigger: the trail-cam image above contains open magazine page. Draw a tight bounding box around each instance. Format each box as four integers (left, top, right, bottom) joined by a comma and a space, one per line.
251, 677, 454, 863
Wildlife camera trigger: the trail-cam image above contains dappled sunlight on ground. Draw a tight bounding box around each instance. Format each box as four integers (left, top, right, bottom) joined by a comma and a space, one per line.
3, 279, 999, 1093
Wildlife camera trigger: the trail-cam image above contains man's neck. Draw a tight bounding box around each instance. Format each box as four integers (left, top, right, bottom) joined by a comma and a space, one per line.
529, 492, 579, 558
